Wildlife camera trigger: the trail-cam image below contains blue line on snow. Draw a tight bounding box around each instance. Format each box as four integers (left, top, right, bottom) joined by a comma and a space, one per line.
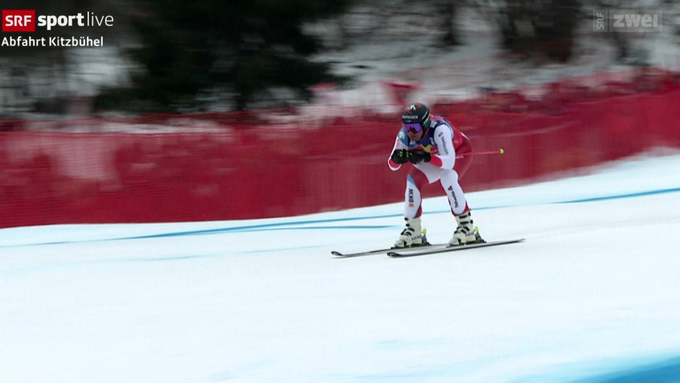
560, 187, 680, 204
2, 187, 679, 248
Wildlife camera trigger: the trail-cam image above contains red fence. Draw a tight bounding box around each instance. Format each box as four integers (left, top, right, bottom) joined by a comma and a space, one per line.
2, 89, 680, 228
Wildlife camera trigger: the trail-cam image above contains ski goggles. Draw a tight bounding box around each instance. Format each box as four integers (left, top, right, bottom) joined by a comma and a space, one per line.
403, 122, 423, 133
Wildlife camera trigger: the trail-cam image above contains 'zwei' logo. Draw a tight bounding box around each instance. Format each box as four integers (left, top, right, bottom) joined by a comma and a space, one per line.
2, 10, 36, 32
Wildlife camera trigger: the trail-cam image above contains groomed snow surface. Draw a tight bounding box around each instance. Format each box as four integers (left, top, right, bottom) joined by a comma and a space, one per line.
2, 150, 680, 383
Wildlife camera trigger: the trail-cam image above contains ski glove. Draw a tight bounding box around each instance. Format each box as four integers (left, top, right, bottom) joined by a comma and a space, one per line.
408, 149, 431, 164
391, 149, 410, 164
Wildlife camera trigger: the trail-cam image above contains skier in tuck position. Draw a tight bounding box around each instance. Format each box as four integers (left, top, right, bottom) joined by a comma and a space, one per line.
388, 103, 483, 248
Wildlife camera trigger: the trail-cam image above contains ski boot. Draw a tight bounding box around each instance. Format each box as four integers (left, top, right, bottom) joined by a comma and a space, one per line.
449, 210, 484, 246
394, 217, 428, 248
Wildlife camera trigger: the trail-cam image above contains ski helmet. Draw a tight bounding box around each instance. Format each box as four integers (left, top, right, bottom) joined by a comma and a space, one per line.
401, 103, 431, 133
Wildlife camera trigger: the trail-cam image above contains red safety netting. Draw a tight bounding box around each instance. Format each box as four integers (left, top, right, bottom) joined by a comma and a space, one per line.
2, 85, 680, 228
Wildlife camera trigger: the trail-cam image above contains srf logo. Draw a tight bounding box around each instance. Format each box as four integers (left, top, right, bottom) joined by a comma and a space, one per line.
593, 10, 663, 32
2, 10, 36, 32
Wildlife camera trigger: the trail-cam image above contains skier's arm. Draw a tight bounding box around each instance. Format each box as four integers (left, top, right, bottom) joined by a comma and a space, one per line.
388, 131, 409, 171
429, 126, 456, 169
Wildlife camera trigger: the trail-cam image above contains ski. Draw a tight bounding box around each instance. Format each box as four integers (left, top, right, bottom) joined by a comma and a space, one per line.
332, 243, 449, 258
386, 239, 525, 257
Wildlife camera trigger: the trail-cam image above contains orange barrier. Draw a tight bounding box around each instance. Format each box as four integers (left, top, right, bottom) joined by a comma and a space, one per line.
1, 89, 680, 228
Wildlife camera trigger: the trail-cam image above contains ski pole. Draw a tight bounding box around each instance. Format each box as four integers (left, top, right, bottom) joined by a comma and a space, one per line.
457, 148, 504, 158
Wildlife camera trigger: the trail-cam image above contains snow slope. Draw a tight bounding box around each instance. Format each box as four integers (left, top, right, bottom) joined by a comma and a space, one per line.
1, 150, 680, 383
